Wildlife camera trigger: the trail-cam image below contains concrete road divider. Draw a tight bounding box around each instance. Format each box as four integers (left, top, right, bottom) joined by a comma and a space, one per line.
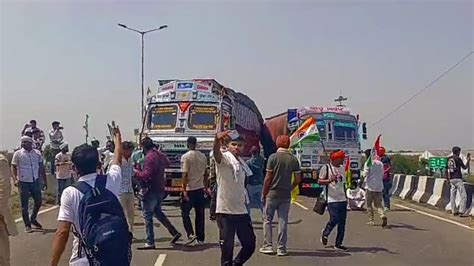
391, 174, 474, 216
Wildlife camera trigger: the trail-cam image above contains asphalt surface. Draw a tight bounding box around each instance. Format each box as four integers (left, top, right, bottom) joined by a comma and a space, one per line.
10, 196, 474, 266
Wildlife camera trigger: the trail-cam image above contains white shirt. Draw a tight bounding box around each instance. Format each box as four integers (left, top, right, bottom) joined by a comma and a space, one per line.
57, 164, 122, 266
346, 188, 366, 208
55, 152, 72, 179
319, 164, 347, 203
215, 151, 248, 215
362, 160, 384, 192
181, 150, 207, 191
11, 148, 43, 182
49, 129, 64, 149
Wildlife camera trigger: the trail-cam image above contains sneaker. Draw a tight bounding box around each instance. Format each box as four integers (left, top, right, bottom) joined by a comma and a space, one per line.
459, 213, 470, 218
170, 232, 182, 244
196, 240, 204, 246
320, 234, 328, 246
31, 220, 43, 229
384, 207, 390, 212
259, 246, 275, 255
137, 243, 156, 250
277, 249, 288, 256
334, 245, 349, 251
381, 217, 388, 227
25, 226, 33, 233
366, 221, 375, 226
186, 235, 197, 245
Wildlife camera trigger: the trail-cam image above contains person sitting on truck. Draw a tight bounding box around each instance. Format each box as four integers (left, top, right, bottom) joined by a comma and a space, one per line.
180, 136, 208, 245
246, 146, 265, 216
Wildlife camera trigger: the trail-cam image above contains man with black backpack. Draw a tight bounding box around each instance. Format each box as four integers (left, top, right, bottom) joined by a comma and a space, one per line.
51, 127, 132, 266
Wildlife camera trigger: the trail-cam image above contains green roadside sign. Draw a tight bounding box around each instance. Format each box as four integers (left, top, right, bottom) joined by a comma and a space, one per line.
429, 157, 448, 170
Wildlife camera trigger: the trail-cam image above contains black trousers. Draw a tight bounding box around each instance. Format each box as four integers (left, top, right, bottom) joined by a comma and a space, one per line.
323, 201, 348, 246
181, 189, 206, 241
216, 213, 256, 266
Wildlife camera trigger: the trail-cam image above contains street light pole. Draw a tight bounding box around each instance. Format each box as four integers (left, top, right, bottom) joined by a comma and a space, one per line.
118, 23, 168, 118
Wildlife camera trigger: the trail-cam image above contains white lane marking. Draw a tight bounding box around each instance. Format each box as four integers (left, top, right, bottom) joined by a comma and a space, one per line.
394, 203, 473, 231
15, 205, 59, 223
293, 201, 309, 210
155, 254, 167, 266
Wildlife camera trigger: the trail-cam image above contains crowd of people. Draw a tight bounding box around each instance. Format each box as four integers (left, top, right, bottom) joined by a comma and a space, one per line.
0, 120, 471, 266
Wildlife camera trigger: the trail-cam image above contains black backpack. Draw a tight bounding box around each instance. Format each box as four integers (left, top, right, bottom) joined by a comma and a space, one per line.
72, 175, 132, 266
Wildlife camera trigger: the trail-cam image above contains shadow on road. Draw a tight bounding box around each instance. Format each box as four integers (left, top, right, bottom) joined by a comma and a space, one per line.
384, 223, 428, 231
133, 222, 162, 227
133, 237, 173, 244
289, 249, 351, 258
148, 242, 220, 252
346, 246, 398, 254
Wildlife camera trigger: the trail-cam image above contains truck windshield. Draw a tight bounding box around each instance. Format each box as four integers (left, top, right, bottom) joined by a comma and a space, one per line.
148, 105, 177, 130
334, 121, 357, 141
188, 105, 217, 130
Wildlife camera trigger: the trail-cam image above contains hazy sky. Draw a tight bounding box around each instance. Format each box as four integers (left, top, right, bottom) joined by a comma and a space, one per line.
1, 1, 473, 151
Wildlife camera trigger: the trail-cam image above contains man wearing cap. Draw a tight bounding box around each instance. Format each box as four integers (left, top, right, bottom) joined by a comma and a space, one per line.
55, 143, 72, 205
260, 135, 301, 256
180, 136, 208, 245
0, 152, 18, 266
49, 121, 64, 175
318, 150, 349, 251
11, 136, 47, 232
246, 145, 265, 216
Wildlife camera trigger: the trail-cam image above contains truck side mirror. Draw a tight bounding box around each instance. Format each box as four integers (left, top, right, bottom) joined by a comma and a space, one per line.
362, 122, 368, 140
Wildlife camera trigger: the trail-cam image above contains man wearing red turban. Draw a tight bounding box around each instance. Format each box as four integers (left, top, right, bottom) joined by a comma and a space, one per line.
318, 149, 349, 251
260, 135, 301, 256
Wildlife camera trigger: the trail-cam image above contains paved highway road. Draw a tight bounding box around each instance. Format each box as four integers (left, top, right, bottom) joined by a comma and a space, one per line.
10, 196, 474, 266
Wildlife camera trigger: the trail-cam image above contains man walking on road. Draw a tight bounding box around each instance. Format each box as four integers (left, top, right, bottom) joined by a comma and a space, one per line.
447, 146, 470, 217
51, 128, 123, 266
246, 146, 265, 216
214, 131, 256, 266
55, 143, 73, 205
180, 136, 208, 245
260, 135, 301, 257
319, 150, 349, 251
362, 149, 387, 227
120, 141, 136, 235
11, 136, 47, 232
135, 137, 182, 249
0, 153, 18, 266
379, 147, 392, 211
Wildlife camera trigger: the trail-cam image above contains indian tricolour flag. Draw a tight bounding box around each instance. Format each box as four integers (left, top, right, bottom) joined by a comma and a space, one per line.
366, 134, 382, 168
290, 117, 320, 148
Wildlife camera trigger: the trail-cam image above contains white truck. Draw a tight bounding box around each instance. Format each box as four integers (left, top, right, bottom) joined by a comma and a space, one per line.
141, 79, 267, 196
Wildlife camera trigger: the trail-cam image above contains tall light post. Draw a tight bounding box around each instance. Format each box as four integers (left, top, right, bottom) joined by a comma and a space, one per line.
118, 23, 168, 118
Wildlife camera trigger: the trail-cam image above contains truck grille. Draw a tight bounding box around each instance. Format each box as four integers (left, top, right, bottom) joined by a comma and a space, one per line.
164, 151, 187, 168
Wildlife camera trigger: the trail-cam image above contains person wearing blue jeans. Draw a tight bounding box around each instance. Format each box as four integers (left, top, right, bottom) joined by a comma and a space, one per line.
380, 148, 392, 210
142, 192, 180, 247
135, 137, 182, 249
319, 150, 349, 251
246, 146, 265, 216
